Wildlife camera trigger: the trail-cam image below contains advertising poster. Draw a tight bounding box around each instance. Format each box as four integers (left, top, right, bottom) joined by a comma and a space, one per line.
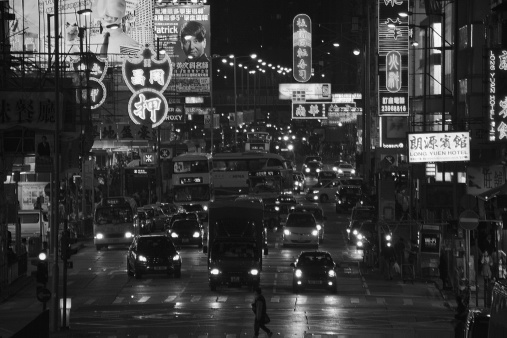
154, 5, 210, 95
17, 182, 49, 210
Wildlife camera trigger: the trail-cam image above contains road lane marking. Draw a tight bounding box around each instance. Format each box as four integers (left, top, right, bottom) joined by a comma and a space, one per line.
85, 299, 95, 305
217, 296, 227, 302
245, 296, 254, 303
113, 297, 123, 304
271, 296, 280, 303
403, 298, 413, 306
273, 273, 277, 293
297, 296, 307, 304
138, 296, 150, 303
376, 298, 385, 305
164, 295, 176, 303
191, 296, 201, 302
350, 297, 360, 304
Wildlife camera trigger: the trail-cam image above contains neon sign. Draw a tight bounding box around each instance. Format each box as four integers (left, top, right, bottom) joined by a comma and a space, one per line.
69, 53, 108, 110
122, 47, 173, 128
489, 49, 507, 142
293, 14, 312, 83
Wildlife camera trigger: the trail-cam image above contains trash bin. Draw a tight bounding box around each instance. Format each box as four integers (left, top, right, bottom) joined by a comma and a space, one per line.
60, 298, 71, 328
28, 237, 42, 257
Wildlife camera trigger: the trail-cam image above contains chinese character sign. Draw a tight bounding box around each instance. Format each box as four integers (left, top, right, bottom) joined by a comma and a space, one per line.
154, 5, 210, 95
378, 0, 409, 116
293, 14, 312, 83
70, 53, 109, 110
488, 49, 507, 142
292, 102, 331, 120
466, 165, 505, 196
408, 131, 470, 163
122, 46, 173, 128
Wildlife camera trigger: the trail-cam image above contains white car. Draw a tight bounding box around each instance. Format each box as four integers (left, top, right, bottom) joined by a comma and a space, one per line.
306, 178, 363, 203
282, 212, 319, 247
333, 162, 356, 177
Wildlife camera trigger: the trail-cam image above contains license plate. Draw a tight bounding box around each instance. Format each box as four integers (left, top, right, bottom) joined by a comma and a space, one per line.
231, 276, 240, 282
308, 280, 322, 285
154, 266, 166, 271
182, 238, 189, 243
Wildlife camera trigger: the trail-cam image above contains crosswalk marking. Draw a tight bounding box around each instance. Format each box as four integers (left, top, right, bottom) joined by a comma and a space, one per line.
164, 295, 176, 303
191, 296, 201, 302
245, 296, 254, 303
85, 299, 95, 305
270, 296, 280, 303
217, 296, 227, 302
403, 298, 413, 306
113, 297, 123, 304
350, 297, 359, 304
138, 296, 150, 303
376, 297, 385, 305
297, 296, 307, 304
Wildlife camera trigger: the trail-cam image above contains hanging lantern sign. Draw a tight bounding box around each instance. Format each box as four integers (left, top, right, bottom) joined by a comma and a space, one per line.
122, 46, 173, 128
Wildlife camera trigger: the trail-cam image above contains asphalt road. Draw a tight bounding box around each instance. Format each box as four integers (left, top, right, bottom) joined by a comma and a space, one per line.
0, 192, 456, 338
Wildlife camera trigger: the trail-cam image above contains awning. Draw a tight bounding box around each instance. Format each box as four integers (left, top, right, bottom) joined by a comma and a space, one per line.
477, 183, 507, 201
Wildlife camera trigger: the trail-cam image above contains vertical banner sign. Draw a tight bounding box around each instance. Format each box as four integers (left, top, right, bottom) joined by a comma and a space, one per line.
122, 47, 173, 128
69, 53, 109, 110
153, 5, 211, 95
488, 49, 507, 142
293, 14, 312, 83
378, 0, 409, 116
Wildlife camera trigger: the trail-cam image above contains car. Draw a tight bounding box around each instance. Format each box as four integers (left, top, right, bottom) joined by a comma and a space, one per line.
282, 212, 319, 247
142, 205, 165, 232
353, 219, 377, 250
291, 204, 326, 242
347, 206, 377, 243
290, 251, 337, 293
276, 194, 297, 205
316, 170, 338, 184
178, 203, 208, 223
165, 212, 199, 232
332, 162, 356, 177
167, 219, 203, 248
464, 308, 490, 337
264, 203, 281, 230
126, 235, 182, 279
303, 155, 323, 165
335, 185, 364, 213
305, 179, 344, 203
136, 208, 153, 234
292, 171, 306, 193
277, 203, 297, 227
302, 161, 323, 176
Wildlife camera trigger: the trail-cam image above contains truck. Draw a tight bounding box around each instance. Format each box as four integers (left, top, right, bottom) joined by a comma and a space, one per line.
203, 196, 268, 291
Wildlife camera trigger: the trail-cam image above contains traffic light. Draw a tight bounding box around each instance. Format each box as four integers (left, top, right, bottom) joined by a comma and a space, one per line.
36, 250, 48, 286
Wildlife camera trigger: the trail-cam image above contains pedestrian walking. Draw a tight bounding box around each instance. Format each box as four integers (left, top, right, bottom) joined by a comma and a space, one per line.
481, 250, 493, 282
251, 287, 273, 337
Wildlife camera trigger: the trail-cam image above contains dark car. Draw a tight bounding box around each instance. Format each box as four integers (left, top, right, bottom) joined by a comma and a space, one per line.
464, 308, 490, 338
335, 186, 364, 213
127, 235, 182, 279
179, 203, 208, 223
136, 208, 153, 234
168, 219, 203, 247
290, 251, 337, 293
293, 171, 306, 193
317, 170, 338, 184
347, 206, 376, 242
264, 203, 281, 230
165, 212, 199, 232
303, 161, 323, 177
291, 204, 326, 242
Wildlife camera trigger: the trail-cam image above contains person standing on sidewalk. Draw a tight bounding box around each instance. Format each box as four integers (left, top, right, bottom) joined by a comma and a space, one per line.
251, 287, 273, 337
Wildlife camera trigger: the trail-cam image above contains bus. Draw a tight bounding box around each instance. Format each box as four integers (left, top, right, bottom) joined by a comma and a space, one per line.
212, 152, 293, 197
171, 153, 213, 209
244, 131, 272, 152
93, 196, 138, 251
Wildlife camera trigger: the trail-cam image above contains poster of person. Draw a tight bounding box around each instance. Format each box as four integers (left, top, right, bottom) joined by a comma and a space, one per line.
35, 133, 54, 173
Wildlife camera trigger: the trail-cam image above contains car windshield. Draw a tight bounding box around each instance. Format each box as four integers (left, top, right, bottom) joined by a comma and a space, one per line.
339, 164, 353, 169
182, 205, 203, 212
307, 162, 321, 168
305, 157, 322, 163
279, 204, 295, 214
172, 220, 199, 230
160, 204, 178, 214
286, 214, 315, 227
95, 207, 133, 224
137, 237, 176, 254
294, 207, 323, 219
213, 242, 258, 259
298, 253, 333, 266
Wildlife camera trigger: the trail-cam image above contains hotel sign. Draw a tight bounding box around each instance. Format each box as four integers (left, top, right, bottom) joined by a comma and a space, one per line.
378, 0, 409, 116
293, 14, 312, 83
408, 131, 470, 163
122, 47, 173, 128
488, 49, 507, 142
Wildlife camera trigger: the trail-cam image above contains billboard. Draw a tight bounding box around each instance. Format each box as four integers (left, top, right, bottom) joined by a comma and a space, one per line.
292, 14, 312, 83
292, 102, 361, 120
378, 0, 409, 117
154, 5, 210, 95
408, 131, 470, 163
279, 83, 330, 100
488, 49, 507, 142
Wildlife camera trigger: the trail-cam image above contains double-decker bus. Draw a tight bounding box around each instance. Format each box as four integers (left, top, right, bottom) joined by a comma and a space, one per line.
171, 153, 213, 209
244, 131, 272, 152
93, 196, 138, 251
212, 152, 293, 197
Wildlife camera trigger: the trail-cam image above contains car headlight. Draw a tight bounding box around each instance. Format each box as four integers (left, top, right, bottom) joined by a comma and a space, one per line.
250, 269, 259, 276
313, 196, 319, 200
316, 168, 321, 173
173, 254, 181, 261
332, 167, 337, 171
346, 228, 351, 233
284, 229, 291, 235
210, 268, 220, 275
357, 233, 363, 240
352, 229, 358, 235
357, 241, 363, 247
311, 230, 318, 236
338, 169, 343, 174
138, 255, 147, 262
316, 224, 322, 231
275, 206, 280, 211
125, 232, 133, 238
96, 233, 104, 240
193, 231, 200, 238
295, 269, 302, 278
203, 205, 208, 211
385, 234, 392, 241
328, 270, 336, 277
305, 168, 310, 173
351, 169, 356, 174
171, 232, 179, 238
312, 190, 319, 194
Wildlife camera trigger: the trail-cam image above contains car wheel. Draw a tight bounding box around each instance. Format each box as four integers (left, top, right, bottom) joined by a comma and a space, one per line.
174, 269, 181, 278
134, 269, 142, 279
127, 259, 134, 276
320, 194, 329, 203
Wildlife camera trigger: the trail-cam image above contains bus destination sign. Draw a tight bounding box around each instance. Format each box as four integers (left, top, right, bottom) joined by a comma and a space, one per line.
249, 171, 280, 177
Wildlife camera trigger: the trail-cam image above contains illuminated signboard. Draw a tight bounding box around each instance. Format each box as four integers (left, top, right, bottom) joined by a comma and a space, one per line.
134, 169, 149, 175
122, 47, 173, 128
293, 14, 312, 83
408, 131, 470, 163
488, 49, 507, 141
180, 177, 203, 184
378, 0, 409, 116
292, 102, 362, 120
249, 171, 281, 177
279, 83, 330, 100
70, 53, 108, 110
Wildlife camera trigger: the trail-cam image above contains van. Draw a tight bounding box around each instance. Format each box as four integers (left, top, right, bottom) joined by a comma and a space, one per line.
8, 210, 49, 239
